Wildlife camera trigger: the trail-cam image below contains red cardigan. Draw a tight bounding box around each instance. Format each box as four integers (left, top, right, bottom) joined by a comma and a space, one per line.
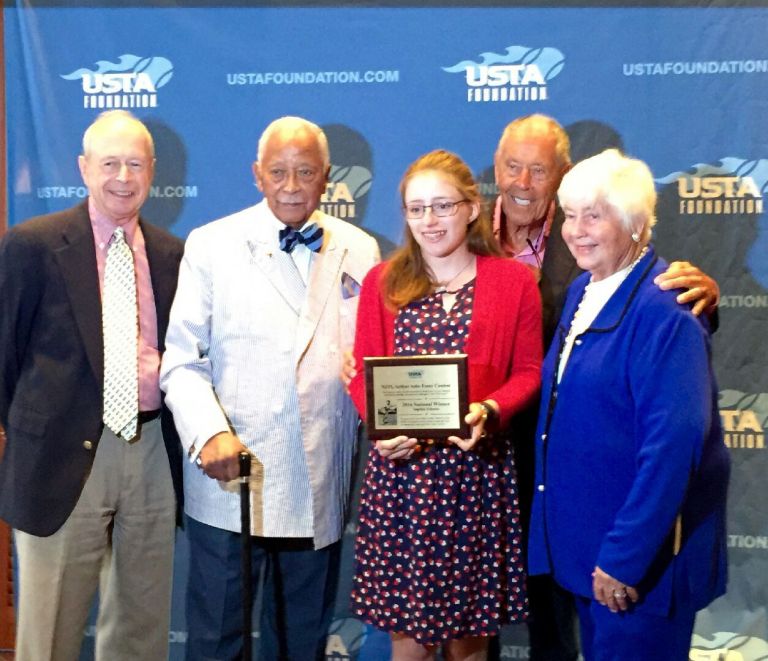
350, 254, 543, 428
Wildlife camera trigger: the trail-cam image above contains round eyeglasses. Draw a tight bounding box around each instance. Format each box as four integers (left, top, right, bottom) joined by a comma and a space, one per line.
403, 199, 469, 219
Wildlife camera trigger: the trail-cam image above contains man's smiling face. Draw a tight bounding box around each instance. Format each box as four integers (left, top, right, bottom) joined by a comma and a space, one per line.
494, 131, 565, 230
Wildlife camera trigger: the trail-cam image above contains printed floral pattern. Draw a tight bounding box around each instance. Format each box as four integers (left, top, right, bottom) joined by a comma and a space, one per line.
351, 281, 528, 644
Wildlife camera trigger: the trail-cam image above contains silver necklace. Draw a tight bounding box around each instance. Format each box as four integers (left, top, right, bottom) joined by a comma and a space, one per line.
432, 255, 475, 294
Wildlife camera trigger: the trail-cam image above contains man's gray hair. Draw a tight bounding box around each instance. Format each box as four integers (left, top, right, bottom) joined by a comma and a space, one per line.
496, 113, 571, 168
82, 110, 155, 157
257, 116, 330, 169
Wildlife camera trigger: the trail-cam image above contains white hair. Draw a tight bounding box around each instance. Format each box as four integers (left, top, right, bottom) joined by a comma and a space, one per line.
256, 116, 329, 169
496, 113, 572, 168
558, 148, 657, 243
82, 110, 155, 157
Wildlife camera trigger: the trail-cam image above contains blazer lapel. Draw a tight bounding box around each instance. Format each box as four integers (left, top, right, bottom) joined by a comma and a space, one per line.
54, 206, 103, 380
294, 235, 345, 362
587, 248, 658, 332
246, 223, 306, 316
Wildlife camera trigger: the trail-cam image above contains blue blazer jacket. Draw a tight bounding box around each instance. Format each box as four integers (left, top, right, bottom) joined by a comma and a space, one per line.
528, 247, 729, 616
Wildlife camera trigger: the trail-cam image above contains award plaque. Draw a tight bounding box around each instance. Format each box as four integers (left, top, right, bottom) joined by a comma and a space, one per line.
363, 354, 469, 439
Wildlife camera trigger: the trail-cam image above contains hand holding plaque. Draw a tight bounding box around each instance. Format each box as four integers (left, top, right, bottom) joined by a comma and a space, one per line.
373, 435, 419, 460
446, 400, 498, 451
364, 354, 469, 440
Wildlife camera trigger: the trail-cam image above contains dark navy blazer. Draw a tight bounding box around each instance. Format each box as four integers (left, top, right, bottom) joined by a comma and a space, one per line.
0, 201, 184, 536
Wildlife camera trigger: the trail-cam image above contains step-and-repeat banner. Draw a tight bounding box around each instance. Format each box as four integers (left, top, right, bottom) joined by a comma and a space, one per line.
5, 3, 767, 659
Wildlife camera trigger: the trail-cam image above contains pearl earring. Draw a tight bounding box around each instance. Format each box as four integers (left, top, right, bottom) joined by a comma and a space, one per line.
631, 232, 640, 243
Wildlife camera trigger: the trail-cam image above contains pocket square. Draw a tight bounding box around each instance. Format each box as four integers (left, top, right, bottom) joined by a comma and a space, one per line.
341, 272, 361, 299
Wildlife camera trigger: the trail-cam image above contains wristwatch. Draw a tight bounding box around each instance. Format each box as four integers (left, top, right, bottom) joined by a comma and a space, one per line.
478, 400, 498, 428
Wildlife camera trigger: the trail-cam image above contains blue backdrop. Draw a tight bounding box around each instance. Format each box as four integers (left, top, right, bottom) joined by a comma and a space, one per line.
5, 3, 767, 659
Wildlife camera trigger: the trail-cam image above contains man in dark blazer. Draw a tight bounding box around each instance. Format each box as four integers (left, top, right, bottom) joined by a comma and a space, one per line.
0, 110, 183, 661
492, 113, 720, 661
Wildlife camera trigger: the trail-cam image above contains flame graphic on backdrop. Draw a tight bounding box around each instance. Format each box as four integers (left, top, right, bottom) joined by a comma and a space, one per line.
61, 54, 174, 89
656, 158, 768, 193
442, 45, 565, 81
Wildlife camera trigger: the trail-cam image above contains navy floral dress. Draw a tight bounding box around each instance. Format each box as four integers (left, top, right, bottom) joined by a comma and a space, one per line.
351, 281, 528, 644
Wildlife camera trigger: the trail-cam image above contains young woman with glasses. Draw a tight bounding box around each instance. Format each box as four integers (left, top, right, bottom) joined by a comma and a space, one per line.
347, 150, 543, 661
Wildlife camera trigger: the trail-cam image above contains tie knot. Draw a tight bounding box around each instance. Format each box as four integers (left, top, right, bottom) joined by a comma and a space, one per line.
279, 222, 324, 254
111, 227, 127, 245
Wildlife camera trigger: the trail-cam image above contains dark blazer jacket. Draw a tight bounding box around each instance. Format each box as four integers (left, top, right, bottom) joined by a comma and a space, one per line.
508, 204, 581, 532
0, 201, 184, 536
538, 205, 582, 350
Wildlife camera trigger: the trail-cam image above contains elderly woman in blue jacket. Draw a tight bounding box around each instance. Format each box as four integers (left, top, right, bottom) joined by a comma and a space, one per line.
528, 148, 729, 661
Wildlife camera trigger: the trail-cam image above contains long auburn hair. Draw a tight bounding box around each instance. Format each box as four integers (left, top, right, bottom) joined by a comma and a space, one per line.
382, 149, 500, 310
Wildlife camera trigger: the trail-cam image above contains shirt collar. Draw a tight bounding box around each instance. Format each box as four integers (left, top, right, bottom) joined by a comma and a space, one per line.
492, 195, 554, 259
261, 201, 325, 242
88, 197, 140, 247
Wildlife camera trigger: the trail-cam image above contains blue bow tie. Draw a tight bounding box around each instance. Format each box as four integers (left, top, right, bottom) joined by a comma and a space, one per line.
278, 222, 324, 254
